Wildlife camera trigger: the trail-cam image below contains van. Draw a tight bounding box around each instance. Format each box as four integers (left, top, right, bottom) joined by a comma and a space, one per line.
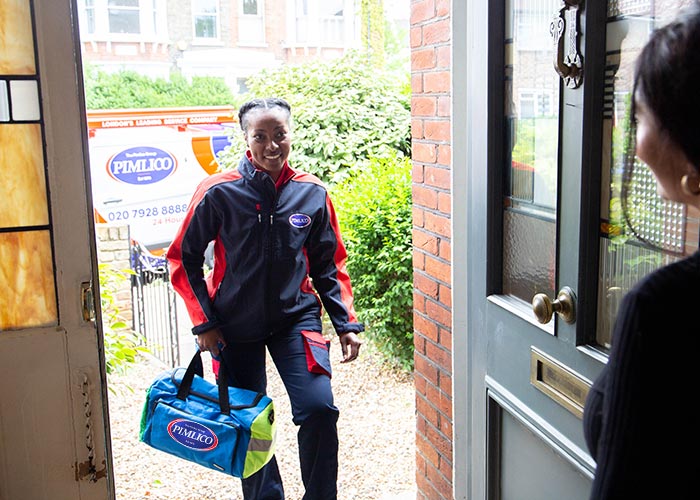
87, 106, 237, 253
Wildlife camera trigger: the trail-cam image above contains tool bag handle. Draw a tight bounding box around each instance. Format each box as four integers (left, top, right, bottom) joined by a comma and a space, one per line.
176, 349, 260, 416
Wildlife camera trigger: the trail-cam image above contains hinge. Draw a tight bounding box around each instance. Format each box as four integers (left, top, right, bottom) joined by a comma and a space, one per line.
80, 281, 96, 322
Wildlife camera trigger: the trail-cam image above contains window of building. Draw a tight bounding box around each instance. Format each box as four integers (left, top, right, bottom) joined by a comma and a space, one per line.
85, 0, 97, 33
242, 0, 259, 15
239, 0, 264, 45
193, 0, 219, 40
108, 0, 141, 34
319, 0, 344, 45
77, 0, 166, 39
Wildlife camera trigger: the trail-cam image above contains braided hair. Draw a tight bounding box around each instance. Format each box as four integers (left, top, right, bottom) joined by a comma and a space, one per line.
238, 97, 292, 133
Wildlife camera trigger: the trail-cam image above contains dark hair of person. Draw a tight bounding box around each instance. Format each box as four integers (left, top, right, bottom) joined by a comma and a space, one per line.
238, 97, 292, 133
621, 1, 700, 247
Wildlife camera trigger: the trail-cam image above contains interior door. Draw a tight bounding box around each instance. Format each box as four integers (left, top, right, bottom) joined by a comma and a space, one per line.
0, 1, 113, 499
456, 1, 698, 498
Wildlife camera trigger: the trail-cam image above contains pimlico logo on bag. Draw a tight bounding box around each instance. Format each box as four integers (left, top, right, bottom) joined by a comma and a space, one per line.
167, 418, 219, 451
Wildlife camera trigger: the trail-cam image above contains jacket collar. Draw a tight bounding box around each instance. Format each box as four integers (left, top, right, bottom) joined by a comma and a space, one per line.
239, 151, 295, 190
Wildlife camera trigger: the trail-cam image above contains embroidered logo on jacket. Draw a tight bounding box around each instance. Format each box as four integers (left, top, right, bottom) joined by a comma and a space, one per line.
289, 213, 312, 228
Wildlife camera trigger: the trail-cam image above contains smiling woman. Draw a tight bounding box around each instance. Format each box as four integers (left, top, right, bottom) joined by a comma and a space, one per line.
165, 97, 364, 499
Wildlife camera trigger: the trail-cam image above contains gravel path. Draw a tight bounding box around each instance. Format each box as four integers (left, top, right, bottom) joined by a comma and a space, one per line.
107, 345, 416, 500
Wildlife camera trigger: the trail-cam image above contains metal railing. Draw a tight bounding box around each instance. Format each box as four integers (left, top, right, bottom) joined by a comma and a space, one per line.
131, 244, 180, 367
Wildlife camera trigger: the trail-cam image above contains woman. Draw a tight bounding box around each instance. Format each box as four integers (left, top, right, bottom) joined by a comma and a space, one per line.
583, 3, 700, 499
167, 97, 363, 499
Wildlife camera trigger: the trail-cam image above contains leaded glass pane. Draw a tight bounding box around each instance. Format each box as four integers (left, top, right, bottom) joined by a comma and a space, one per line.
0, 0, 36, 74
0, 124, 49, 227
597, 0, 699, 348
0, 231, 57, 330
9, 80, 40, 121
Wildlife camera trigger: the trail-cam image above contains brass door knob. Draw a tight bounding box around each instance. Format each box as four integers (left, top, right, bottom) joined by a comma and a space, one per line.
532, 286, 576, 324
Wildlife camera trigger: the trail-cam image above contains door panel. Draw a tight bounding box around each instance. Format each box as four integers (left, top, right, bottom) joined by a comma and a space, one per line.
0, 0, 112, 498
458, 1, 697, 498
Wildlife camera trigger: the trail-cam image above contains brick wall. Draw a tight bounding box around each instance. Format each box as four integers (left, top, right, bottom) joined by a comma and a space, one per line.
95, 224, 132, 325
410, 1, 453, 499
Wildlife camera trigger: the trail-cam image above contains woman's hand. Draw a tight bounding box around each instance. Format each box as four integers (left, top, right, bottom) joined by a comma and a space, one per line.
196, 328, 226, 358
339, 332, 362, 363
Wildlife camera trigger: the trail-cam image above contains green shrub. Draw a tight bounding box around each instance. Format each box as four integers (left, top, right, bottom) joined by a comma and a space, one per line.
218, 51, 411, 184
98, 264, 148, 383
84, 67, 238, 109
332, 153, 414, 371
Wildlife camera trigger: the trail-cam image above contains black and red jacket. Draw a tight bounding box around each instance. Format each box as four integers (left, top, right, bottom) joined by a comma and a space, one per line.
166, 152, 364, 342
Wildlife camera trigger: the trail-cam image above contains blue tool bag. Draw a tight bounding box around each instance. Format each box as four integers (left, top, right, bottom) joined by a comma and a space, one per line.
140, 350, 276, 478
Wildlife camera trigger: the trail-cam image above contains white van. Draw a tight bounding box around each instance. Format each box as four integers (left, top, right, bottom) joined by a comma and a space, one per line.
87, 106, 237, 253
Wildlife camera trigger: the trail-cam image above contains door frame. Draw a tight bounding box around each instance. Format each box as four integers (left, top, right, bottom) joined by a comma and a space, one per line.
452, 1, 608, 498
37, 0, 112, 495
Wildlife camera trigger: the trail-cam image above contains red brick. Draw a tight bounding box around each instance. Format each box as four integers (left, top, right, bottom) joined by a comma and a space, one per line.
424, 165, 450, 189
423, 19, 451, 45
416, 393, 440, 429
414, 371, 427, 395
424, 453, 453, 499
424, 212, 451, 239
413, 207, 425, 227
411, 72, 424, 94
439, 371, 452, 395
415, 470, 440, 500
412, 163, 425, 183
437, 191, 451, 215
414, 273, 439, 301
436, 0, 450, 17
413, 290, 426, 313
412, 48, 437, 71
413, 142, 437, 163
425, 423, 453, 462
412, 95, 437, 116
410, 25, 423, 48
436, 45, 451, 69
437, 95, 451, 117
437, 144, 452, 165
425, 340, 451, 370
412, 185, 439, 210
424, 119, 450, 141
414, 310, 439, 342
439, 327, 452, 351
439, 284, 452, 308
411, 117, 424, 138
438, 239, 451, 261
439, 418, 453, 443
415, 351, 439, 384
425, 253, 451, 283
413, 228, 439, 254
416, 429, 440, 467
411, 0, 436, 24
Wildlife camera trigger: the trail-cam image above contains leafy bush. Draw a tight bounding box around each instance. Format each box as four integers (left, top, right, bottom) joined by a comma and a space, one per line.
84, 67, 238, 109
219, 51, 411, 184
98, 264, 148, 382
332, 153, 414, 370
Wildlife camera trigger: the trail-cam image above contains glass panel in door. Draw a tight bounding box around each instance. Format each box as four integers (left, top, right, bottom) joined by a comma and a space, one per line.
504, 0, 561, 303
596, 0, 700, 349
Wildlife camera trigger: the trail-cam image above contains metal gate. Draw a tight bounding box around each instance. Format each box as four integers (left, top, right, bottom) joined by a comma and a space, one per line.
131, 243, 180, 367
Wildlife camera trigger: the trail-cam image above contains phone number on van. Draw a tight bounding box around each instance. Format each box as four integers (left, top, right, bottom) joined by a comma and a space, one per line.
106, 203, 189, 221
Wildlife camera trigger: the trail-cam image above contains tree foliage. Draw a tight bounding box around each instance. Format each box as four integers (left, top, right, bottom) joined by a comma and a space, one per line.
221, 51, 410, 185
83, 66, 237, 109
332, 153, 414, 370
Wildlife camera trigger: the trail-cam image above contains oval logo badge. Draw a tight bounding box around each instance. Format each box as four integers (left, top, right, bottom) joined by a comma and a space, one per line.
107, 146, 177, 185
289, 213, 311, 228
167, 419, 218, 451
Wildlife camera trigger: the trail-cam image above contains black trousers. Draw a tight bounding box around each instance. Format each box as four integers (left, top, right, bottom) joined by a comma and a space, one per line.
220, 325, 339, 500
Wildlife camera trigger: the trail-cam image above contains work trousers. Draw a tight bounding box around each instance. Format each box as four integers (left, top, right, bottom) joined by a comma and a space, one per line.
219, 326, 339, 500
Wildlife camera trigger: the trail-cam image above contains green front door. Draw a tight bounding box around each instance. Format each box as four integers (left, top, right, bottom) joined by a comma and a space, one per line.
454, 1, 698, 498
